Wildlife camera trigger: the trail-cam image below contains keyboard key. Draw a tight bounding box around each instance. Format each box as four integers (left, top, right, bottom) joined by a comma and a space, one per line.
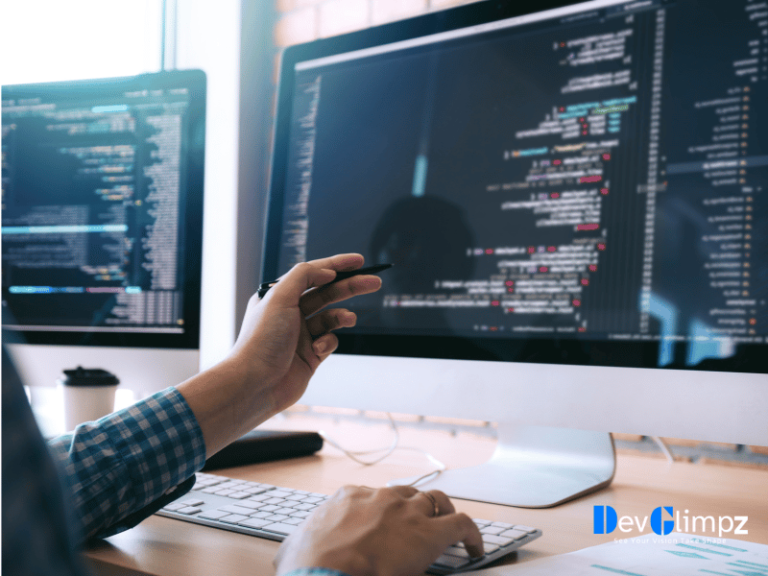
268, 490, 293, 498
163, 503, 185, 511
202, 487, 220, 494
433, 554, 471, 569
220, 514, 249, 524
285, 494, 306, 501
491, 521, 513, 529
262, 522, 299, 535
290, 510, 312, 518
264, 497, 287, 505
482, 535, 513, 547
513, 525, 537, 533
301, 497, 323, 504
283, 517, 304, 525
293, 503, 315, 511
228, 492, 252, 500
245, 487, 269, 495
480, 526, 505, 535
236, 501, 263, 510
218, 505, 255, 515
265, 514, 289, 522
444, 546, 471, 559
199, 510, 230, 520
253, 512, 272, 519
247, 494, 270, 502
214, 489, 235, 496
480, 542, 499, 554
178, 506, 202, 515
473, 518, 491, 526
293, 490, 310, 495
238, 518, 272, 529
277, 507, 297, 515
500, 529, 528, 540
260, 505, 280, 512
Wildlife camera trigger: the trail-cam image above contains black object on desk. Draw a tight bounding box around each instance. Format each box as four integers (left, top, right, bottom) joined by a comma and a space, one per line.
202, 430, 324, 471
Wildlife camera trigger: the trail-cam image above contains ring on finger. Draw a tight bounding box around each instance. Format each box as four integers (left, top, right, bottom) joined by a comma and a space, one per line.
419, 491, 440, 517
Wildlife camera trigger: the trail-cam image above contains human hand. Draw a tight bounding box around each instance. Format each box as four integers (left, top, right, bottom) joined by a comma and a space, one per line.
178, 253, 381, 457
230, 253, 381, 413
274, 486, 484, 576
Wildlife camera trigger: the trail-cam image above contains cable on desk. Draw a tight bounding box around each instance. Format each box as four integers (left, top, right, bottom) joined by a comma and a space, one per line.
318, 413, 446, 487
319, 412, 399, 466
651, 436, 674, 464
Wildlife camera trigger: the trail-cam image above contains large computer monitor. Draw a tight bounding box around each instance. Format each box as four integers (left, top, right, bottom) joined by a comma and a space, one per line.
263, 0, 768, 507
2, 70, 205, 397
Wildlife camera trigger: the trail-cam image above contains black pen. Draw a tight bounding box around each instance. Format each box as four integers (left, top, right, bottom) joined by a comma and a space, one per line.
257, 263, 393, 298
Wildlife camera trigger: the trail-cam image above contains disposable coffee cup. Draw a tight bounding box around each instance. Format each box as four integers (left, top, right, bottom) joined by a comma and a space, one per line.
58, 367, 120, 430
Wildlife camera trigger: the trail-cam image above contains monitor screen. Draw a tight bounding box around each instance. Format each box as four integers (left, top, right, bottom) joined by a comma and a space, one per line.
2, 70, 205, 349
264, 0, 766, 374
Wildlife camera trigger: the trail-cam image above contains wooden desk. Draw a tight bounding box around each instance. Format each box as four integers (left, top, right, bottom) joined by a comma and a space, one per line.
85, 416, 768, 576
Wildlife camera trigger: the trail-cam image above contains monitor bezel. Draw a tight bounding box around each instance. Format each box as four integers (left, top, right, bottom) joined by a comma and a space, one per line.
262, 1, 766, 374
2, 70, 205, 350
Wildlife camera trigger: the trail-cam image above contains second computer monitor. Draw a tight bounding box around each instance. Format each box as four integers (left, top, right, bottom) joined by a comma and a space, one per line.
2, 70, 206, 393
263, 0, 767, 505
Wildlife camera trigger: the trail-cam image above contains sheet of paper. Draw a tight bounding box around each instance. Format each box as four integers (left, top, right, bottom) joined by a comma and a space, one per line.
477, 533, 768, 576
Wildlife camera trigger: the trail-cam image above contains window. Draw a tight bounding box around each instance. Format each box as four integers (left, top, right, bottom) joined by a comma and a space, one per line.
1, 0, 162, 86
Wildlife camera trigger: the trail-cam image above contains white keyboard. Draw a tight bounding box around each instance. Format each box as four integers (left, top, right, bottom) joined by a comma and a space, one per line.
156, 472, 542, 574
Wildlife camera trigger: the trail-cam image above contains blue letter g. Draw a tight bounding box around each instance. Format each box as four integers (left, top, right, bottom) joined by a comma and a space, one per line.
651, 506, 674, 535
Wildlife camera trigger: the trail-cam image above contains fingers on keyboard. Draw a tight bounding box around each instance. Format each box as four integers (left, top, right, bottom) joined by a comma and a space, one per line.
162, 475, 540, 575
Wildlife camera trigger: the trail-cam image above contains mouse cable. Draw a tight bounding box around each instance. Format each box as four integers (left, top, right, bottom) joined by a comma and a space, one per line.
650, 435, 674, 464
318, 412, 446, 487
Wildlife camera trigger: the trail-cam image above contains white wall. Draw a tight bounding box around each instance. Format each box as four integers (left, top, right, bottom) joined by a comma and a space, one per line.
175, 1, 242, 369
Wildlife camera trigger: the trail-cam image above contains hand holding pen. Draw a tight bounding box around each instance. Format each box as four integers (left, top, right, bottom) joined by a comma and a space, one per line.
195, 254, 387, 456
224, 254, 386, 416
258, 263, 392, 298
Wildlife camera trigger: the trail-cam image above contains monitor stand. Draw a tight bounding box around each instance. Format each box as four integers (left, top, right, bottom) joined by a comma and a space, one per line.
389, 424, 616, 508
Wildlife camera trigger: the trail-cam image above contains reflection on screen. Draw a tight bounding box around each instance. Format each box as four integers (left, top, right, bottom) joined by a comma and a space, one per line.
275, 0, 767, 367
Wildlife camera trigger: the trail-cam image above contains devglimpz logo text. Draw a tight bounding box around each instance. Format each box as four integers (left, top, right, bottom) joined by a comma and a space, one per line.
593, 506, 748, 538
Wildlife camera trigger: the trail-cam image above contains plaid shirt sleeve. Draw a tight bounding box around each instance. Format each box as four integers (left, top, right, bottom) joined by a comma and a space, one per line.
48, 387, 207, 542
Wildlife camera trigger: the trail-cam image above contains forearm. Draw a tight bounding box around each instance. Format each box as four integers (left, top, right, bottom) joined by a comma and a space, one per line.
176, 356, 279, 458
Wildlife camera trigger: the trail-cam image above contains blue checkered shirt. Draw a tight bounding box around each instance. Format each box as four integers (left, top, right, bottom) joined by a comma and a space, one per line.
2, 350, 348, 576
48, 387, 206, 540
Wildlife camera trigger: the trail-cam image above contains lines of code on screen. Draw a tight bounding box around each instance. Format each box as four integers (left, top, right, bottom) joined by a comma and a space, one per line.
276, 0, 767, 353
2, 88, 191, 333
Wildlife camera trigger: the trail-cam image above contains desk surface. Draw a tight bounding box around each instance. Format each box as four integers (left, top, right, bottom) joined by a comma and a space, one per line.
85, 416, 768, 576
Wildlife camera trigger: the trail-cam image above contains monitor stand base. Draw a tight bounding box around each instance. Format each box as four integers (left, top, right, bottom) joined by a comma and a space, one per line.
389, 424, 616, 508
